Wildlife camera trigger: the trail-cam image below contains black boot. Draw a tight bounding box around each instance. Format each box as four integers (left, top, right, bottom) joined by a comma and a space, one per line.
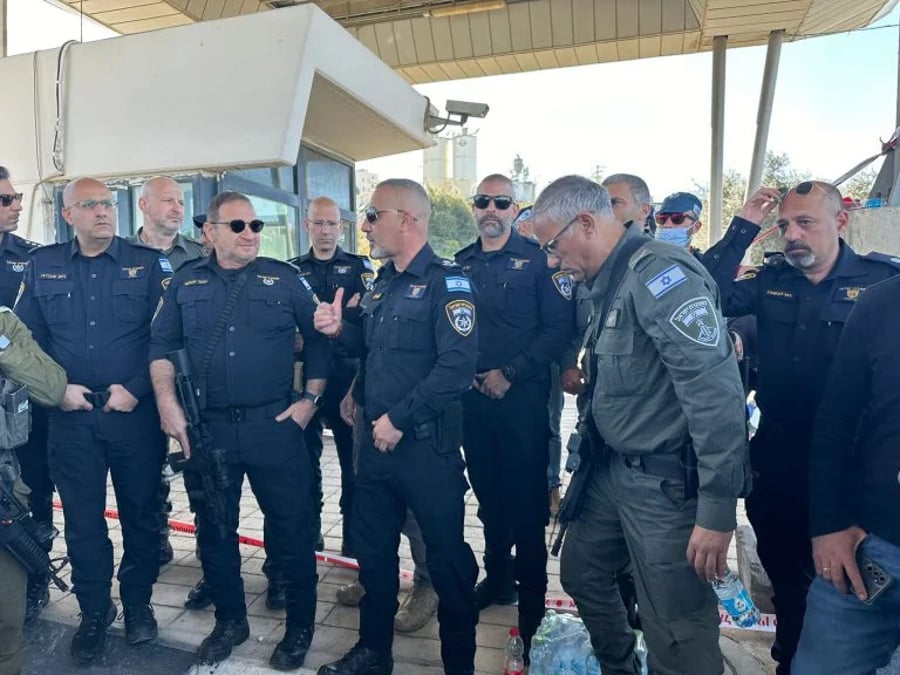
266, 576, 287, 611
317, 644, 393, 675
25, 577, 50, 622
269, 625, 314, 670
197, 618, 250, 664
474, 576, 517, 611
184, 577, 214, 610
70, 602, 116, 666
124, 604, 158, 645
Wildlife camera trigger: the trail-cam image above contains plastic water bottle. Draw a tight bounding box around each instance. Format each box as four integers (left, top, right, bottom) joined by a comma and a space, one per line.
713, 569, 760, 628
504, 627, 526, 675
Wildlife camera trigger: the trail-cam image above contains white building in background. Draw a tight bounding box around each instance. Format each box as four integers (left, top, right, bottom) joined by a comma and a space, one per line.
423, 129, 478, 198
356, 168, 380, 207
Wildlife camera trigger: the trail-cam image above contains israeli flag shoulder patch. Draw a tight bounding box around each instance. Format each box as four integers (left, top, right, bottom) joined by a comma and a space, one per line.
645, 264, 686, 299
445, 276, 471, 293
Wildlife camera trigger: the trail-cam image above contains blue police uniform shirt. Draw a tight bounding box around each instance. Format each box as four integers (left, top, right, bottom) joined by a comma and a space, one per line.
349, 243, 477, 432
14, 236, 171, 400
455, 230, 574, 380
0, 233, 40, 308
150, 254, 329, 409
714, 237, 900, 425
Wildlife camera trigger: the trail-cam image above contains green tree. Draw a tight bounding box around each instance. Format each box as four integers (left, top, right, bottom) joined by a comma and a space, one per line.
427, 185, 477, 259
842, 167, 878, 201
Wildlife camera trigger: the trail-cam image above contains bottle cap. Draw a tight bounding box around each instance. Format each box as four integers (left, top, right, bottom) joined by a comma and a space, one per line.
509, 627, 520, 637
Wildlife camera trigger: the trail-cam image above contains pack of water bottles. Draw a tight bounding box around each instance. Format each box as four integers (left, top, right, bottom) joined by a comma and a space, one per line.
527, 611, 648, 675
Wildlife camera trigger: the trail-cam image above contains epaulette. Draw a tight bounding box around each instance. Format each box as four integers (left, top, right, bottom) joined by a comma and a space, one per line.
862, 251, 900, 270
259, 256, 304, 273
435, 257, 463, 271
12, 234, 43, 250
628, 245, 655, 272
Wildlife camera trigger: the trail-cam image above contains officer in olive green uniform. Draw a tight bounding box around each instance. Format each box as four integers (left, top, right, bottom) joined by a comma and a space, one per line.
0, 307, 67, 675
532, 175, 749, 675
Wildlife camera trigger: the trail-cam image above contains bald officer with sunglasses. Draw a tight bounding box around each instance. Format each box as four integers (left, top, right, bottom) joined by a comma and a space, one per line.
150, 191, 329, 671
455, 174, 575, 657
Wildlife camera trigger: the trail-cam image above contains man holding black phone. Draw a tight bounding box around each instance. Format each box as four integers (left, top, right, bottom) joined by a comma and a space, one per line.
793, 274, 900, 674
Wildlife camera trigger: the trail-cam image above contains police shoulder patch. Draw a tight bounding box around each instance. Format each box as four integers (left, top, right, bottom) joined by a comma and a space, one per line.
551, 271, 573, 300
161, 277, 171, 291
668, 297, 720, 347
445, 299, 475, 337
361, 271, 374, 292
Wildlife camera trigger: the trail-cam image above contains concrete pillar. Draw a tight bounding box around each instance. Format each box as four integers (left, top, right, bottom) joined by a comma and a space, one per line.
710, 35, 727, 243
1, 0, 7, 58
746, 30, 784, 198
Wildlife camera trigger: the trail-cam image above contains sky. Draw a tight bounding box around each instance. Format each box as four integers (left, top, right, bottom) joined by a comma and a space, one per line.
6, 0, 900, 200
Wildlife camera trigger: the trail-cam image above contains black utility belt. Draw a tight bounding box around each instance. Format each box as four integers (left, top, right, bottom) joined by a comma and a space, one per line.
621, 452, 684, 481
205, 400, 287, 423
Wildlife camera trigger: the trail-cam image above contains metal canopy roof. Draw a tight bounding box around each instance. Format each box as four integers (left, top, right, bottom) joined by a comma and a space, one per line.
64, 0, 895, 83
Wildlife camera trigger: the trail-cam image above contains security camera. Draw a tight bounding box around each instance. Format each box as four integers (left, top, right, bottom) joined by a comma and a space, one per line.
423, 96, 490, 133
445, 100, 490, 119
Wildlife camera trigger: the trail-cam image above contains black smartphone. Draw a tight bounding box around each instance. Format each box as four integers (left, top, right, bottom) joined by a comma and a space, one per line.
858, 554, 893, 605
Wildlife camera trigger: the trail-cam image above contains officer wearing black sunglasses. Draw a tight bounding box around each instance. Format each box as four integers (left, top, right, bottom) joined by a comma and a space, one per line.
455, 173, 575, 658
290, 196, 373, 558
314, 178, 479, 675
703, 181, 900, 675
151, 191, 330, 670
0, 166, 56, 624
14, 177, 173, 666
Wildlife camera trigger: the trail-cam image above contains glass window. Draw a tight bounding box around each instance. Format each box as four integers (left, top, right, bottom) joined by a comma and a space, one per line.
302, 147, 352, 211
129, 181, 196, 237
247, 195, 299, 260
232, 167, 294, 192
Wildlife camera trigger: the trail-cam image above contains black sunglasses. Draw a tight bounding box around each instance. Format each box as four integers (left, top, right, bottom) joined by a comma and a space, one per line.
209, 219, 265, 233
655, 212, 697, 226
472, 194, 514, 210
364, 207, 416, 224
0, 193, 23, 207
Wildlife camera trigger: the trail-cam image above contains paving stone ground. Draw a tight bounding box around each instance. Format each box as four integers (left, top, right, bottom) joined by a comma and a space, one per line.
33, 395, 781, 674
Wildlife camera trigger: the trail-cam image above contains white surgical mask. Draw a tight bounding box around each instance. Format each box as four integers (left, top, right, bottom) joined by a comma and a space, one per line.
656, 227, 692, 248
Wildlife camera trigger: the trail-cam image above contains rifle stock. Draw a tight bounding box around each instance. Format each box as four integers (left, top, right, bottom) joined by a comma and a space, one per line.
167, 349, 230, 540
551, 426, 597, 557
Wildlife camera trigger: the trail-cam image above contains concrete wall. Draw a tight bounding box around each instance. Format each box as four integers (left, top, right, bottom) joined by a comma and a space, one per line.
844, 206, 900, 256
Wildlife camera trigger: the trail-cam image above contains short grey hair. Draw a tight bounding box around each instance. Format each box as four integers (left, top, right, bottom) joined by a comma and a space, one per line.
377, 178, 432, 221
0, 166, 9, 181
602, 173, 652, 206
533, 175, 613, 225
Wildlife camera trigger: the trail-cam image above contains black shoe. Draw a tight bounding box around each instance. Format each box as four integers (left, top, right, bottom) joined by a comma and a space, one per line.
159, 539, 174, 566
25, 579, 50, 622
70, 602, 116, 666
266, 578, 287, 611
184, 578, 214, 610
197, 619, 250, 664
317, 644, 393, 675
474, 578, 517, 611
124, 604, 158, 645
269, 625, 314, 671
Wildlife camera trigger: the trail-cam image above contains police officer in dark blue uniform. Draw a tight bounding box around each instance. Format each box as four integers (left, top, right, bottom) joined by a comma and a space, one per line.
314, 178, 478, 675
289, 196, 372, 557
0, 166, 56, 622
150, 191, 328, 671
704, 181, 900, 675
454, 173, 574, 657
14, 178, 171, 666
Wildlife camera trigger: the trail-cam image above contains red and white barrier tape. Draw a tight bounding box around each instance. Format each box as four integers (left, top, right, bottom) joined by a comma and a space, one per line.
55, 501, 778, 632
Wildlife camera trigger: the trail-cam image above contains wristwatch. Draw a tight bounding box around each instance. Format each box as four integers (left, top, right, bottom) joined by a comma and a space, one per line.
300, 391, 323, 407
500, 363, 517, 383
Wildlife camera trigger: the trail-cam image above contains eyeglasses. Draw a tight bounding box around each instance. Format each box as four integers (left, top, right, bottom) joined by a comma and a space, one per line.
655, 212, 697, 226
0, 193, 23, 207
472, 194, 514, 210
364, 207, 416, 224
541, 216, 579, 255
308, 219, 341, 230
209, 219, 265, 233
71, 199, 117, 210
